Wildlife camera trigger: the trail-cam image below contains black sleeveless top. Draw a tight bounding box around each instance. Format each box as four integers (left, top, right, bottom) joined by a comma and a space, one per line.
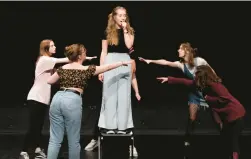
102, 29, 129, 53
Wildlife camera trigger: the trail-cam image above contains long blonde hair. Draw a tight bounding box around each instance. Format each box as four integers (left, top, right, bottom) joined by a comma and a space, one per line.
106, 6, 134, 46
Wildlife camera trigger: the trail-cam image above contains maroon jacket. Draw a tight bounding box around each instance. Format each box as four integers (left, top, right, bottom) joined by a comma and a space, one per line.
167, 76, 246, 122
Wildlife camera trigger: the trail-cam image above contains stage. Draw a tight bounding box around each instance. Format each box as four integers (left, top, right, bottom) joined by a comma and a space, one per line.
0, 107, 251, 159
1, 134, 251, 159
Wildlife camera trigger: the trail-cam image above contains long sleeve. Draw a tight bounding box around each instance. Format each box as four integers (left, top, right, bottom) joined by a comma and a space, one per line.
167, 76, 194, 87
204, 83, 230, 107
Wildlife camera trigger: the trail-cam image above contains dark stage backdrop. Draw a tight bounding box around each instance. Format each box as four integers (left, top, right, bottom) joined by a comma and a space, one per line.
0, 2, 250, 133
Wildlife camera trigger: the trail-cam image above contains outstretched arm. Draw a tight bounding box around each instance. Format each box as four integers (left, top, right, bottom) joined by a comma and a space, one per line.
48, 72, 60, 85
156, 76, 194, 87
54, 58, 70, 64
86, 56, 97, 60
138, 57, 182, 69
94, 61, 132, 76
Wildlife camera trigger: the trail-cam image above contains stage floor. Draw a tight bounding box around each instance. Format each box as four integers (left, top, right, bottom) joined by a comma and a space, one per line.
0, 134, 250, 159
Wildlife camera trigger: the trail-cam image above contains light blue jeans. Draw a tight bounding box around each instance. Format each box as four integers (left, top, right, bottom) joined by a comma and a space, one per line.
47, 91, 82, 159
98, 53, 134, 130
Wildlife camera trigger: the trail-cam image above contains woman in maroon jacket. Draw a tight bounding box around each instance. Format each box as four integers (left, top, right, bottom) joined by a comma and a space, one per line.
157, 65, 245, 159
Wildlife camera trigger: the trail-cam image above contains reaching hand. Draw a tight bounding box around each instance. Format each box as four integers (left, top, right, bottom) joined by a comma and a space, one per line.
98, 73, 104, 82
121, 60, 133, 66
87, 56, 97, 60
135, 93, 141, 101
156, 77, 168, 83
138, 57, 151, 64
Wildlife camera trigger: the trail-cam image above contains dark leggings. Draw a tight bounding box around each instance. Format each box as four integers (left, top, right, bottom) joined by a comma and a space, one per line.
93, 114, 100, 140
23, 100, 47, 152
184, 103, 198, 143
185, 104, 223, 143
92, 106, 101, 140
221, 118, 243, 158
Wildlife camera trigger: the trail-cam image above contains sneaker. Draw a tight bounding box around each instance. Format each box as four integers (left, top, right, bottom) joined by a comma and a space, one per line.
106, 130, 115, 134
34, 149, 47, 159
117, 130, 126, 134
85, 139, 98, 151
184, 141, 190, 146
20, 152, 29, 159
129, 145, 138, 157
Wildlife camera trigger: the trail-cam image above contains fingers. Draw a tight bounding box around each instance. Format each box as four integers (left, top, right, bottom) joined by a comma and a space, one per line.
138, 57, 144, 61
98, 74, 104, 82
156, 77, 164, 80
136, 95, 141, 101
156, 77, 167, 83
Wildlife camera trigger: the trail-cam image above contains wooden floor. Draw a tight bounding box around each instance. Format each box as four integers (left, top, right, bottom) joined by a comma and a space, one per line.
0, 134, 251, 159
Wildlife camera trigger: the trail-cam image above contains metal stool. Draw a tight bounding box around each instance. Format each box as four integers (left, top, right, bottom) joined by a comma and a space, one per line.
98, 132, 134, 159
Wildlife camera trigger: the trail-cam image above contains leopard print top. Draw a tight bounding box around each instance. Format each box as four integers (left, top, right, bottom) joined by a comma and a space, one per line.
57, 65, 96, 90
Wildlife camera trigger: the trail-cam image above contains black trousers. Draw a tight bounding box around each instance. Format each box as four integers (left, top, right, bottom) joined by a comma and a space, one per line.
220, 118, 243, 158
92, 106, 101, 140
23, 100, 47, 152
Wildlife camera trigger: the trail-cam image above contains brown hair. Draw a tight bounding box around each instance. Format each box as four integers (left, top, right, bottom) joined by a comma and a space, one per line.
106, 6, 135, 45
36, 39, 53, 64
195, 65, 222, 91
180, 42, 197, 68
64, 44, 86, 62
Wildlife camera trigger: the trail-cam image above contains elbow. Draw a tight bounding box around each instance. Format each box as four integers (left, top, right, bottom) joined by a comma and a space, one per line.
101, 50, 107, 56
126, 43, 133, 49
125, 41, 134, 49
47, 79, 54, 85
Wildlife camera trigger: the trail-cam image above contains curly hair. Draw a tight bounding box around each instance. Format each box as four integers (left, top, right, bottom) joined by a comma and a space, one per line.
64, 44, 86, 62
195, 65, 222, 91
179, 42, 197, 68
106, 6, 134, 46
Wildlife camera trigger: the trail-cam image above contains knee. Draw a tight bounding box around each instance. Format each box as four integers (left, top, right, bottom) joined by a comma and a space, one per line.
188, 104, 198, 121
49, 140, 62, 148
49, 136, 63, 147
68, 141, 81, 149
189, 116, 196, 121
189, 111, 197, 121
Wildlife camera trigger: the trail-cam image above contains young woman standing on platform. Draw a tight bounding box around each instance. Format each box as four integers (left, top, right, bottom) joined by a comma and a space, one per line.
98, 6, 136, 134
84, 58, 140, 157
